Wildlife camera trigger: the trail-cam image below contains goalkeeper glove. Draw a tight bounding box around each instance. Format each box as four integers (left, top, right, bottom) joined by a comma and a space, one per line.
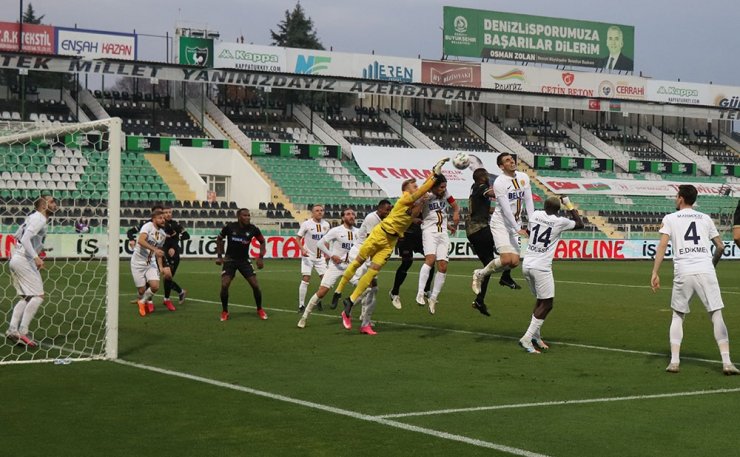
561, 196, 575, 211
432, 157, 450, 176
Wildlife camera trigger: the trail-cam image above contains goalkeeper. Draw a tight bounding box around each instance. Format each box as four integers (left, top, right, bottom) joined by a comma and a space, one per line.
332, 158, 449, 330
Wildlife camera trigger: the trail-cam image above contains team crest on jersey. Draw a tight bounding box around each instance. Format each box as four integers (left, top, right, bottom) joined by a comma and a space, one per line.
520, 179, 526, 187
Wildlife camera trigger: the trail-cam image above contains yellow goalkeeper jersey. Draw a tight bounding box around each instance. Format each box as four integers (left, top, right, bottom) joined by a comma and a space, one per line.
379, 174, 437, 236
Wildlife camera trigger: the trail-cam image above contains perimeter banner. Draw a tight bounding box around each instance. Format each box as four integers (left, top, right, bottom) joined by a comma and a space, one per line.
444, 6, 634, 70
1, 234, 737, 260
351, 146, 503, 199
56, 27, 137, 60
0, 22, 54, 54
539, 176, 739, 196
215, 42, 287, 72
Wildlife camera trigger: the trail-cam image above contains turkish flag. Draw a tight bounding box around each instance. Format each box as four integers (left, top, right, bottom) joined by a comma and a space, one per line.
588, 99, 601, 110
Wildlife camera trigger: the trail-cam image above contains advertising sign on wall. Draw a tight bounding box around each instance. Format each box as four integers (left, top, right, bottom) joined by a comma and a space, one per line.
56, 27, 137, 60
539, 176, 738, 196
628, 160, 696, 176
646, 80, 710, 106
535, 156, 613, 172
250, 141, 341, 159
214, 42, 287, 72
444, 6, 635, 70
421, 60, 481, 88
126, 135, 229, 152
0, 21, 54, 54
285, 48, 420, 83
178, 36, 213, 67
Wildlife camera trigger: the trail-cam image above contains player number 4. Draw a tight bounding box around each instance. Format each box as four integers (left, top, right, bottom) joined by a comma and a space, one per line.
683, 221, 700, 245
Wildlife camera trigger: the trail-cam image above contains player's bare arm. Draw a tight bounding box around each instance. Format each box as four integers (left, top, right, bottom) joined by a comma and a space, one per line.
711, 236, 723, 267
650, 234, 670, 292
137, 232, 163, 258
215, 235, 225, 265
256, 238, 266, 270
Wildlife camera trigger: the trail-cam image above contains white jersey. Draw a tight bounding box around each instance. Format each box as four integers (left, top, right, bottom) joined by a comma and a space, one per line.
523, 211, 576, 271
318, 225, 359, 263
491, 171, 534, 234
12, 211, 47, 260
659, 208, 719, 276
131, 221, 166, 266
297, 219, 331, 259
357, 212, 382, 243
421, 191, 455, 233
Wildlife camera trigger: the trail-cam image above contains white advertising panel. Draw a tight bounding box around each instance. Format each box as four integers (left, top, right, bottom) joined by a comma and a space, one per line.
214, 42, 287, 72
539, 176, 739, 197
351, 146, 503, 199
481, 63, 647, 100
56, 27, 137, 60
1, 234, 736, 261
285, 48, 420, 83
646, 80, 711, 106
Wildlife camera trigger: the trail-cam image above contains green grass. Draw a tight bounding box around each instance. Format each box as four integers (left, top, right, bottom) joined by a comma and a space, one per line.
1, 259, 739, 456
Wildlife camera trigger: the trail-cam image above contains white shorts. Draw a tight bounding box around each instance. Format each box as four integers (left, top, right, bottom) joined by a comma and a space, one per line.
320, 262, 348, 288
9, 255, 44, 296
131, 260, 160, 288
422, 230, 450, 261
490, 223, 520, 255
301, 256, 328, 276
671, 272, 724, 314
522, 266, 555, 299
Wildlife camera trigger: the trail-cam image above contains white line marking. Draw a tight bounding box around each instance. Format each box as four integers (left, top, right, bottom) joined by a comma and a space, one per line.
184, 297, 724, 366
375, 387, 740, 419
180, 269, 740, 294
114, 359, 550, 457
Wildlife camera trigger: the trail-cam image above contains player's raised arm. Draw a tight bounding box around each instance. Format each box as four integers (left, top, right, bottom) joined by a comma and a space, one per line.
561, 196, 584, 229
403, 158, 449, 204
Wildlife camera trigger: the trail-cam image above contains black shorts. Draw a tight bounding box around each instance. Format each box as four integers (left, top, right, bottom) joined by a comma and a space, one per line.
396, 233, 424, 257
467, 227, 495, 264
222, 259, 255, 279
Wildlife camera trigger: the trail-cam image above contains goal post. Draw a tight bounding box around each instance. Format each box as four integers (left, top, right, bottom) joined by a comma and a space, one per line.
0, 118, 121, 364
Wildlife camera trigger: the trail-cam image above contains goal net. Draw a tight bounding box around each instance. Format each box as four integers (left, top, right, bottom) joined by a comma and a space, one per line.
0, 118, 121, 364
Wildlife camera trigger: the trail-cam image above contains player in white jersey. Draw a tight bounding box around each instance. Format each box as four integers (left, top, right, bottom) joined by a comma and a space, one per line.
651, 185, 739, 375
416, 176, 459, 314
472, 152, 534, 295
517, 196, 583, 354
6, 195, 57, 347
130, 209, 168, 317
296, 204, 330, 313
298, 208, 358, 329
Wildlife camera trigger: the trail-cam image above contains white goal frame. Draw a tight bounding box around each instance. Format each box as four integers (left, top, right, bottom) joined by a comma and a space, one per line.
0, 118, 121, 362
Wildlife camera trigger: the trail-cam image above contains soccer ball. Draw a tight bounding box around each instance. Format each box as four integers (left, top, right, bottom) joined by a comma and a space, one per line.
452, 152, 470, 170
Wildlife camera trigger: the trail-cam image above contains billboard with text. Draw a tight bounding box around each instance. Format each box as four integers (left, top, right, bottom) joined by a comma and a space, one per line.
215, 42, 287, 72
444, 6, 634, 70
286, 48, 420, 83
56, 27, 136, 60
0, 22, 54, 54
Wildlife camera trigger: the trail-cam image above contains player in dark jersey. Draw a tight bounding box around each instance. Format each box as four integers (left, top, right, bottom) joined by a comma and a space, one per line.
216, 208, 267, 322
467, 167, 519, 317
389, 219, 434, 308
162, 205, 190, 311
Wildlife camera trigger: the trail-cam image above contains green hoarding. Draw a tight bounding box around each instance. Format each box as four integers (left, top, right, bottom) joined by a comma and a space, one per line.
535, 155, 613, 172
126, 135, 229, 152
251, 141, 341, 159
178, 36, 213, 67
629, 160, 696, 176
711, 164, 740, 177
443, 6, 635, 70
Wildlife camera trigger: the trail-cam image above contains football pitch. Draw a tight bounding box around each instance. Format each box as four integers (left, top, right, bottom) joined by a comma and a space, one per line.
2, 258, 739, 456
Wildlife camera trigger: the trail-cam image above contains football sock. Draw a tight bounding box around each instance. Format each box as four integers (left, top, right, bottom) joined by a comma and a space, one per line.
501, 269, 514, 283
476, 275, 491, 303
361, 286, 378, 328
141, 288, 154, 303
392, 257, 413, 295
253, 287, 263, 309
523, 314, 544, 340
306, 294, 319, 314
220, 289, 229, 312
431, 272, 446, 300
350, 268, 379, 303
19, 296, 43, 335
710, 310, 731, 364
417, 264, 432, 297
298, 280, 309, 308
482, 258, 504, 276
669, 311, 684, 364
335, 259, 362, 294
8, 299, 28, 333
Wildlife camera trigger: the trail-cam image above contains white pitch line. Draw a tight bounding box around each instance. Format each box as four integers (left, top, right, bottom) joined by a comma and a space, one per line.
183, 297, 724, 366
180, 269, 740, 294
375, 387, 740, 419
114, 358, 551, 457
